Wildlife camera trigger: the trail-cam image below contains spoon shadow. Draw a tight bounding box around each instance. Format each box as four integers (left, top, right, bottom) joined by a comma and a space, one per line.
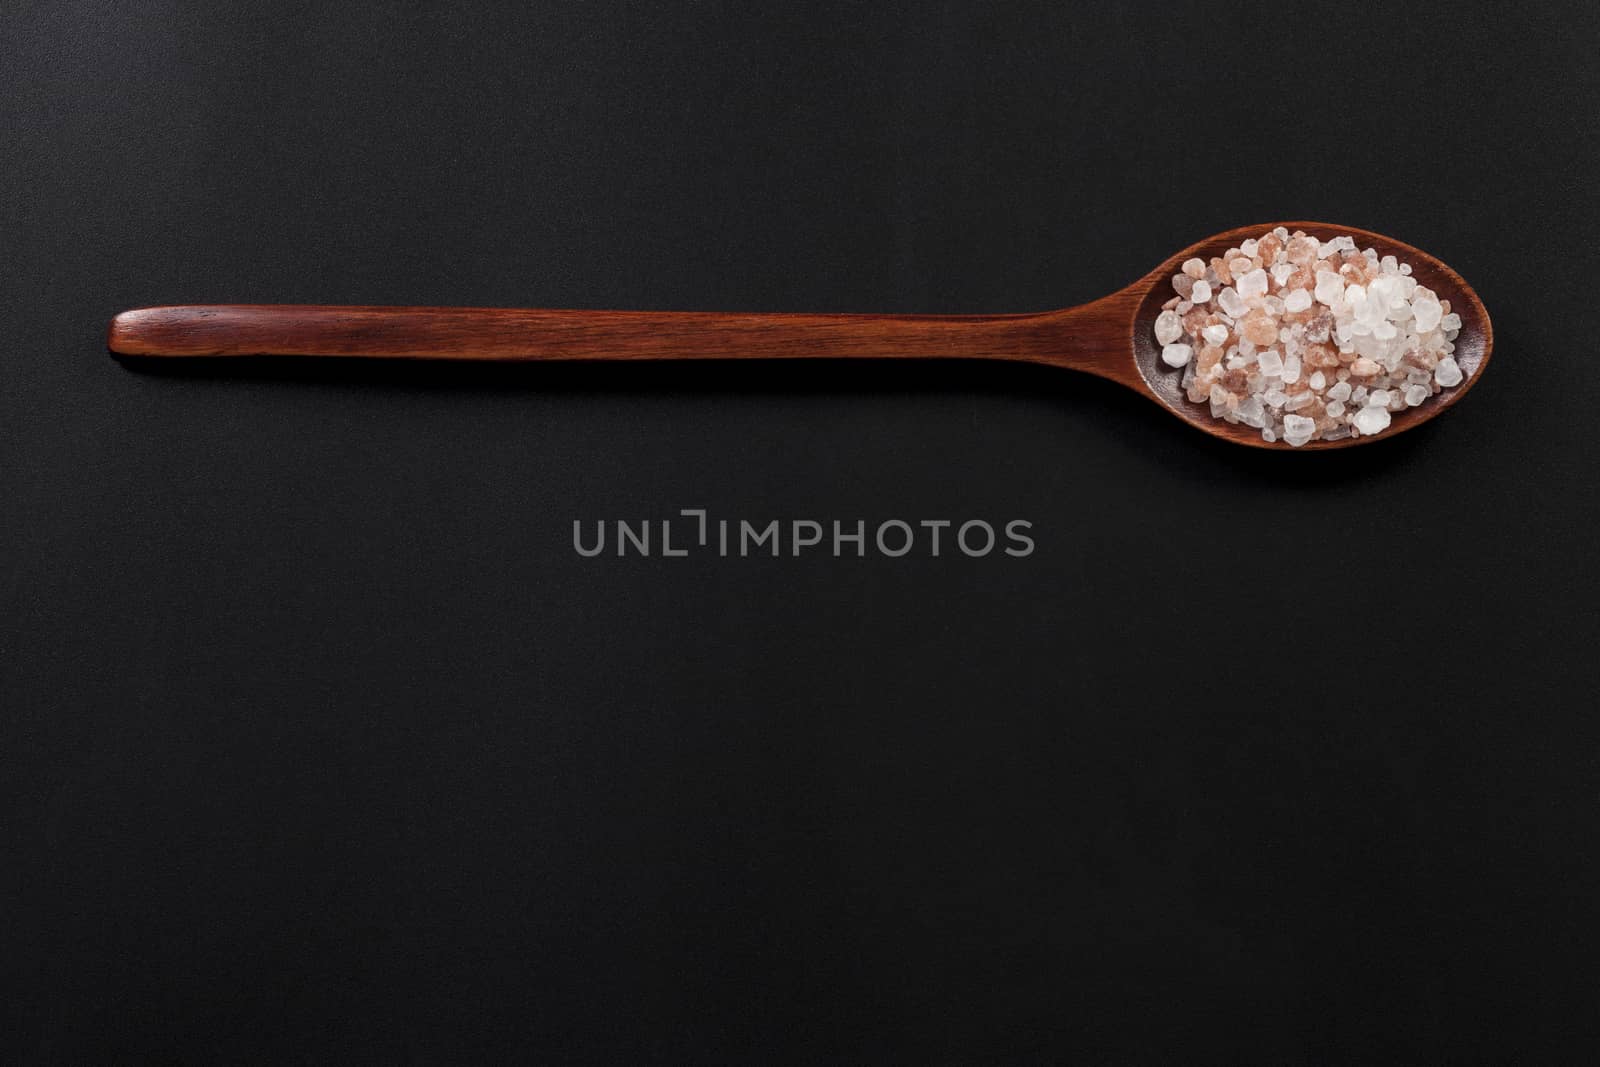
114, 352, 1426, 487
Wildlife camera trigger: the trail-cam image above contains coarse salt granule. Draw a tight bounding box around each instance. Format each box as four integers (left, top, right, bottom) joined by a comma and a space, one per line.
1155, 227, 1470, 445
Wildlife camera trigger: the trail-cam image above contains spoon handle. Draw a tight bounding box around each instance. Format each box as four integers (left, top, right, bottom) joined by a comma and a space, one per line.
107, 303, 1133, 380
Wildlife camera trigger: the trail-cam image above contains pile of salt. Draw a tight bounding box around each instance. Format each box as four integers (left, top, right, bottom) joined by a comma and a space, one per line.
1155, 228, 1468, 446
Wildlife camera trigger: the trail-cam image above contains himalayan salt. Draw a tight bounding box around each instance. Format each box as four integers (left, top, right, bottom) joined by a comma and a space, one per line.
1151, 227, 1472, 445
1236, 268, 1269, 299
1352, 405, 1391, 436
1240, 310, 1279, 346
1155, 310, 1184, 345
1282, 414, 1316, 444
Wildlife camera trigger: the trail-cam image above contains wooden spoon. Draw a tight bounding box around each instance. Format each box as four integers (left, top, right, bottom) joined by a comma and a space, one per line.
108, 222, 1490, 449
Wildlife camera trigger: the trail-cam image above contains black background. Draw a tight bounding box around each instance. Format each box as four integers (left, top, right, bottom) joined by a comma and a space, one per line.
5, 3, 1600, 1062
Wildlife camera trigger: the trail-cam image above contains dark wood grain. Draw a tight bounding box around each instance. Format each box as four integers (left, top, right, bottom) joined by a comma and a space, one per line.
107, 222, 1491, 450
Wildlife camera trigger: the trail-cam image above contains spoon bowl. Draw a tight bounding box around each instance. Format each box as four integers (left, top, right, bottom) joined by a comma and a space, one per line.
1119, 222, 1492, 449
109, 222, 1490, 450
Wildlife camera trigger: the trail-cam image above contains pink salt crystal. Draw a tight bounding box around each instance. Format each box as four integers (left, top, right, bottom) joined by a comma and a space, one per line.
1210, 257, 1233, 285
1256, 233, 1283, 264
1303, 343, 1340, 368
1182, 258, 1206, 279
1172, 273, 1194, 299
1350, 357, 1381, 377
1230, 256, 1253, 277
1285, 235, 1319, 264
1404, 346, 1439, 371
1240, 309, 1280, 347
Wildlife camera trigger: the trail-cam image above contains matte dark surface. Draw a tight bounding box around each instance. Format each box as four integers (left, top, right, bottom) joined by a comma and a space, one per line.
4, 3, 1598, 1062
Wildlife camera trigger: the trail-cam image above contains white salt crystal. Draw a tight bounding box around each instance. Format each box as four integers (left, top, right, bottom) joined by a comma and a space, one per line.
1256, 350, 1284, 376
1191, 280, 1212, 303
1344, 283, 1366, 312
1182, 258, 1206, 278
1263, 388, 1288, 408
1203, 324, 1228, 345
1404, 384, 1431, 407
1314, 270, 1344, 306
1218, 287, 1247, 318
1272, 263, 1294, 286
1283, 289, 1312, 313
1285, 391, 1315, 412
1412, 292, 1442, 333
1236, 395, 1265, 428
1318, 240, 1340, 258
1326, 400, 1345, 417
1282, 353, 1301, 384
1308, 371, 1326, 391
1369, 276, 1403, 311
1350, 385, 1368, 404
1261, 428, 1276, 443
1239, 239, 1259, 257
1154, 310, 1184, 345
1282, 414, 1316, 444
1435, 357, 1463, 387
1367, 389, 1391, 407
1161, 343, 1193, 368
1352, 406, 1391, 435
1440, 312, 1462, 332
1237, 268, 1269, 299
1380, 255, 1398, 274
